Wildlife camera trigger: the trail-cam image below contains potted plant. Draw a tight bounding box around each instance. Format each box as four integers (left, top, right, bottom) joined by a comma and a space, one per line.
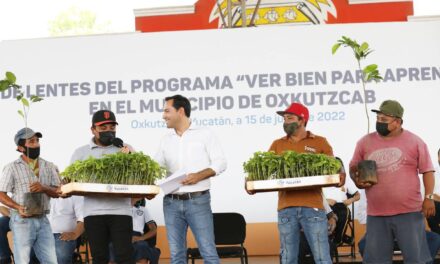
332, 36, 383, 184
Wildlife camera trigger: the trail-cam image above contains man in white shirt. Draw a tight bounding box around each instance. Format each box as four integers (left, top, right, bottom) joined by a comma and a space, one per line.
155, 95, 227, 264
48, 195, 84, 264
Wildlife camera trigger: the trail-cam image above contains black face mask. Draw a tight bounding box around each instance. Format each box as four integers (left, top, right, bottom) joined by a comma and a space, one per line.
283, 122, 299, 136
98, 131, 116, 146
22, 146, 40, 160
376, 122, 391, 136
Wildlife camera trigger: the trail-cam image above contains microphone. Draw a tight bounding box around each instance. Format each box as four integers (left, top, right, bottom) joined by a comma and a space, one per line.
111, 137, 124, 148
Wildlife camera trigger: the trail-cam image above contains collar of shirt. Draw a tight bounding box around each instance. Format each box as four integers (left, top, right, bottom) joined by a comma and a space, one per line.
88, 138, 115, 150
283, 131, 316, 142
170, 122, 200, 136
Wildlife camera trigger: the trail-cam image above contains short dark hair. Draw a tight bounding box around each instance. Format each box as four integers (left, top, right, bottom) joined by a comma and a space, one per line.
437, 148, 440, 156
165, 95, 191, 117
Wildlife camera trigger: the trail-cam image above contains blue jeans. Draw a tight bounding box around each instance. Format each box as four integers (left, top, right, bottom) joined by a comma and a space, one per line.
163, 192, 219, 264
0, 216, 12, 262
9, 211, 57, 264
278, 207, 332, 264
53, 233, 76, 264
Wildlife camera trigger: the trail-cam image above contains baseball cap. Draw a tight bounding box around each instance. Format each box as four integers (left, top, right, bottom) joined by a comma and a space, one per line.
371, 100, 404, 118
276, 102, 310, 123
14, 128, 42, 145
92, 110, 118, 126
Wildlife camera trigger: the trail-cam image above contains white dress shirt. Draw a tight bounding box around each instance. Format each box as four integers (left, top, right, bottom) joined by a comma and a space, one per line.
48, 196, 84, 233
155, 124, 227, 193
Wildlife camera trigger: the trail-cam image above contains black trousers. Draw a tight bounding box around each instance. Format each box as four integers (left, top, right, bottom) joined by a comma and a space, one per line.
85, 215, 134, 264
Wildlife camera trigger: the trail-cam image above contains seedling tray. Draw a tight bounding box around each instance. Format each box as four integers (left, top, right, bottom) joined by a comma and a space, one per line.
61, 182, 160, 198
246, 174, 340, 193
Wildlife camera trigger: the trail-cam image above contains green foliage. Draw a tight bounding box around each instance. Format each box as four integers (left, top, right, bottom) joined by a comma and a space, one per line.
243, 151, 341, 181
62, 152, 166, 185
49, 7, 111, 37
332, 36, 383, 133
1, 72, 44, 125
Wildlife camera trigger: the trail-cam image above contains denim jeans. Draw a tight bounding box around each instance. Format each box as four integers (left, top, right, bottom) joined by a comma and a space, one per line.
0, 216, 12, 263
53, 233, 77, 264
278, 207, 332, 264
163, 192, 219, 264
9, 211, 57, 264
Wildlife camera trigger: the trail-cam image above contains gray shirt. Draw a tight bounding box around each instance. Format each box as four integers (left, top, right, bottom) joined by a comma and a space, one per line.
0, 157, 61, 214
70, 139, 133, 217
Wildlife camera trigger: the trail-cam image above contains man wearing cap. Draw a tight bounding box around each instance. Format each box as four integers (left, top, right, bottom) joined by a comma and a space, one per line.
0, 128, 60, 263
155, 95, 227, 264
350, 100, 435, 263
267, 102, 344, 264
70, 110, 135, 264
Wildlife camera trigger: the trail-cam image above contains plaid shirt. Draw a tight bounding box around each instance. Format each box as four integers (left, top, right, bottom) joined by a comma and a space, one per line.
0, 157, 61, 214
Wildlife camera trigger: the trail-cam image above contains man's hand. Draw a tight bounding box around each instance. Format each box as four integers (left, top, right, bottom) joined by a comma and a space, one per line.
142, 194, 156, 200
350, 167, 372, 189
328, 217, 337, 235
327, 199, 336, 206
182, 173, 203, 185
18, 205, 31, 218
336, 172, 346, 187
30, 182, 45, 193
120, 146, 131, 154
132, 236, 143, 243
423, 199, 436, 218
343, 198, 353, 206
60, 232, 79, 241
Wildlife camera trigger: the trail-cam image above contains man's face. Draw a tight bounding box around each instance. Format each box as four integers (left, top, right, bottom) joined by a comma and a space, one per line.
162, 100, 182, 129
283, 113, 302, 126
91, 123, 116, 139
18, 135, 40, 152
376, 113, 399, 131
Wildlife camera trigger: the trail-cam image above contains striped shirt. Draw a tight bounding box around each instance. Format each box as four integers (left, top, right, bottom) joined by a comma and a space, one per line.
0, 157, 61, 214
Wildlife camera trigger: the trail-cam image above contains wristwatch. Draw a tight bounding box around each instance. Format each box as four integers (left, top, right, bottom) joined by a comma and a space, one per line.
425, 194, 435, 200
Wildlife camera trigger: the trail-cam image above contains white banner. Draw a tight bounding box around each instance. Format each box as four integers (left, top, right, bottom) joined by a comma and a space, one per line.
1, 21, 440, 224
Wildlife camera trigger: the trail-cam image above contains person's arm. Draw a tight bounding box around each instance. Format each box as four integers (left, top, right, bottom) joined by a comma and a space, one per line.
344, 191, 361, 206
423, 171, 436, 217
0, 192, 28, 217
29, 183, 59, 198
349, 140, 372, 189
0, 205, 10, 217
182, 131, 227, 185
182, 168, 216, 185
60, 221, 85, 241
140, 222, 157, 241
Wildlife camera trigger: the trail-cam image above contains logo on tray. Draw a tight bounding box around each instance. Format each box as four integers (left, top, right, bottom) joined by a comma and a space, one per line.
106, 185, 113, 192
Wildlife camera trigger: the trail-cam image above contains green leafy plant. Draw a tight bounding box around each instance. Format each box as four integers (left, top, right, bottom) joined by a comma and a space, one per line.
0, 71, 43, 128
62, 152, 166, 185
244, 151, 341, 181
332, 36, 383, 133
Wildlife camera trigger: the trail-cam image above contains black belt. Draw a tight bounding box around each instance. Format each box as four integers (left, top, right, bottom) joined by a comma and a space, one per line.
165, 190, 209, 200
